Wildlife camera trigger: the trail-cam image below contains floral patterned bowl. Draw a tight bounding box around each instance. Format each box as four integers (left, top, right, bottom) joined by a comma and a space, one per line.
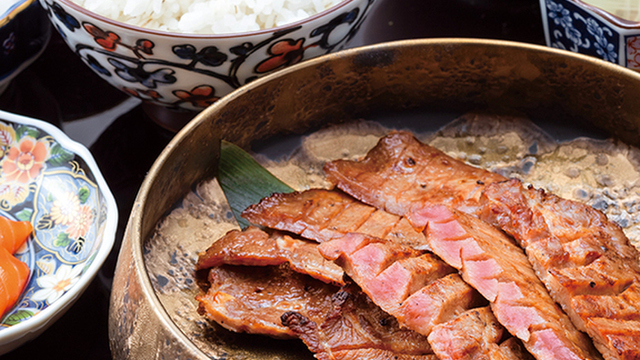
38, 0, 376, 113
0, 110, 117, 355
540, 0, 640, 70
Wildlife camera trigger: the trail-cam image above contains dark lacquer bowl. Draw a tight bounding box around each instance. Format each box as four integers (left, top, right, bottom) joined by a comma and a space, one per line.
0, 0, 50, 96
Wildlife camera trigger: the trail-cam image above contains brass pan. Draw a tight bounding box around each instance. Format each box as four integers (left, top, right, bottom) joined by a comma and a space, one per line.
108, 38, 640, 359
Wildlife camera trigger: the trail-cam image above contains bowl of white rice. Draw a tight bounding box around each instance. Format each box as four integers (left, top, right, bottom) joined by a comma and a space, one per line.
37, 0, 376, 113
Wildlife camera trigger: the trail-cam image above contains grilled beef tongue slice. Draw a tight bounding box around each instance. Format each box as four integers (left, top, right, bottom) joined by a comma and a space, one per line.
428, 306, 534, 360
318, 233, 527, 359
322, 130, 506, 217
242, 188, 428, 250
196, 227, 436, 358
196, 264, 336, 338
281, 281, 436, 360
196, 226, 344, 286
325, 130, 640, 359
407, 204, 601, 360
480, 178, 640, 360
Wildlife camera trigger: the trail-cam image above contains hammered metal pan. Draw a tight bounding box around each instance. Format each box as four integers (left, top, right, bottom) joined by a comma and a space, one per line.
108, 38, 640, 359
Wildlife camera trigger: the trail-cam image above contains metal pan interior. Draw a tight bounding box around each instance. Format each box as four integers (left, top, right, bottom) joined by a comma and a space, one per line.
109, 38, 640, 360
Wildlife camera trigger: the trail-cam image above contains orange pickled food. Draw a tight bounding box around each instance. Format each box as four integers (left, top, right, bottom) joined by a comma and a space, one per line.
0, 216, 32, 254
0, 216, 32, 317
0, 247, 29, 316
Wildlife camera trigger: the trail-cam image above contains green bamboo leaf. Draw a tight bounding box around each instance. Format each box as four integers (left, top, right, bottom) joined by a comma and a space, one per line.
218, 140, 294, 229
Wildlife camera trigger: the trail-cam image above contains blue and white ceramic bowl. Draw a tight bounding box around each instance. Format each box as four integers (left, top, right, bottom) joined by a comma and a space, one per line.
39, 0, 376, 112
541, 0, 640, 70
0, 110, 117, 355
0, 0, 51, 95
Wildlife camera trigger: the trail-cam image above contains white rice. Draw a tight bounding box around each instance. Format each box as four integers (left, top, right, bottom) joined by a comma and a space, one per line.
72, 0, 345, 34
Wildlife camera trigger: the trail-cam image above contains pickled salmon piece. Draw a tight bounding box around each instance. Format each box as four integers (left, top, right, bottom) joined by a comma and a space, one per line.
281, 282, 436, 360
410, 205, 601, 360
0, 246, 29, 316
242, 189, 428, 249
480, 178, 640, 360
0, 217, 32, 254
196, 226, 344, 285
323, 131, 506, 217
428, 306, 532, 360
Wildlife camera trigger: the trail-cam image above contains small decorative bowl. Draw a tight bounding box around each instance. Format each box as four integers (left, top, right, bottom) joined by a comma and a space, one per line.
0, 110, 117, 355
38, 0, 376, 113
540, 0, 640, 70
0, 0, 51, 96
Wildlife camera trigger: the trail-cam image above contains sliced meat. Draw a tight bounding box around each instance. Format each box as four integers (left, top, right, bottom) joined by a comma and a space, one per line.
323, 131, 506, 216
242, 189, 428, 249
196, 226, 344, 286
428, 306, 532, 360
281, 282, 436, 360
196, 229, 436, 358
409, 205, 601, 360
318, 233, 528, 359
318, 233, 460, 320
322, 131, 640, 359
480, 178, 640, 360
241, 183, 522, 358
196, 264, 337, 338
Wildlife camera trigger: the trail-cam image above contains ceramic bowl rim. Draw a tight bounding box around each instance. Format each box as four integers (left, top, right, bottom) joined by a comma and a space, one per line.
566, 0, 640, 30
0, 109, 118, 348
55, 0, 361, 39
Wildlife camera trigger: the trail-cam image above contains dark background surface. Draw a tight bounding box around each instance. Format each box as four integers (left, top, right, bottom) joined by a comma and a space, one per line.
0, 0, 545, 358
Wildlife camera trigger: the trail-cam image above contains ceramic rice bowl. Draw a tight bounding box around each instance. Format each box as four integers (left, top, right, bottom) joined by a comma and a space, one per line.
38, 0, 376, 112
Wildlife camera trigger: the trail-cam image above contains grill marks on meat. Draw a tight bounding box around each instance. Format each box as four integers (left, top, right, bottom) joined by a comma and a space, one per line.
318, 233, 526, 359
196, 227, 435, 359
242, 189, 428, 249
324, 130, 640, 359
281, 282, 436, 360
243, 179, 528, 358
196, 264, 337, 338
197, 129, 640, 359
428, 306, 533, 360
480, 179, 640, 360
323, 131, 506, 216
408, 205, 601, 360
196, 226, 344, 286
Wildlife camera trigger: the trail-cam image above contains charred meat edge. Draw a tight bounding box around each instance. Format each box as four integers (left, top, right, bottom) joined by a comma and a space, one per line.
196, 227, 435, 358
